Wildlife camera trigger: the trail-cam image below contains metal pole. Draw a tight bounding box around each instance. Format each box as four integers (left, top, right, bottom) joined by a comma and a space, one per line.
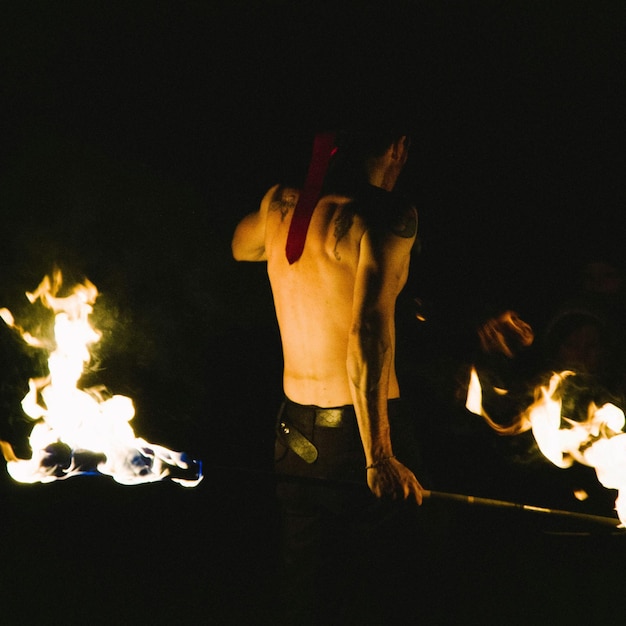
423, 489, 623, 528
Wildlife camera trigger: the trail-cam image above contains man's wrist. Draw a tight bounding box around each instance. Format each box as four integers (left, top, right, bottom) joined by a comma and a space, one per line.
365, 455, 395, 470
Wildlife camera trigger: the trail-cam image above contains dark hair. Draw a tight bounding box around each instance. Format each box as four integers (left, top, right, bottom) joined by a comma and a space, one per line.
322, 127, 409, 195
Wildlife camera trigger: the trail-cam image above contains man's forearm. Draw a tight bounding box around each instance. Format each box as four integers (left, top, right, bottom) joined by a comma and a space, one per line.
347, 317, 394, 465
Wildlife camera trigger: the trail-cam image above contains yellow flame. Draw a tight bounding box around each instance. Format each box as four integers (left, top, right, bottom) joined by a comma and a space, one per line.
467, 366, 626, 525
4, 272, 202, 487
465, 367, 526, 435
465, 367, 484, 417
525, 372, 573, 468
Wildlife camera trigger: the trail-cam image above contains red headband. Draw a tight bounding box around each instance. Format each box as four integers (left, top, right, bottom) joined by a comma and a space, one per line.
285, 131, 337, 264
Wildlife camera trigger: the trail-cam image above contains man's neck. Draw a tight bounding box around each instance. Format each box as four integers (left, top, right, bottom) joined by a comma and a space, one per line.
366, 156, 401, 192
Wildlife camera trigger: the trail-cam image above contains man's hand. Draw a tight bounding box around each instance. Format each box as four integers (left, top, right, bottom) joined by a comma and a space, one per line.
367, 457, 424, 504
477, 310, 534, 358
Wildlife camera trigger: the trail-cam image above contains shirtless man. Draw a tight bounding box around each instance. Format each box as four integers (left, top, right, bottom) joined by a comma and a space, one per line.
232, 129, 423, 502
232, 130, 425, 621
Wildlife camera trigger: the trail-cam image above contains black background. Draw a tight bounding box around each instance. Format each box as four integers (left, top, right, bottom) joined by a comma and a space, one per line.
1, 2, 626, 623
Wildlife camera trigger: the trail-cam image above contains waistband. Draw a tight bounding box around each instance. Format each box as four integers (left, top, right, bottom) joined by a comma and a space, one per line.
281, 397, 402, 427
277, 398, 358, 464
277, 397, 404, 466
281, 397, 355, 429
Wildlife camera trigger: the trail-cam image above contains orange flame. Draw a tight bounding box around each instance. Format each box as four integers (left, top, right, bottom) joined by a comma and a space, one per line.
465, 366, 528, 435
467, 367, 625, 525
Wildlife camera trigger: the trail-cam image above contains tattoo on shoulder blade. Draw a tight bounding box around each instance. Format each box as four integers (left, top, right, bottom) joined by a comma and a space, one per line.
333, 206, 353, 260
390, 208, 417, 239
269, 187, 297, 222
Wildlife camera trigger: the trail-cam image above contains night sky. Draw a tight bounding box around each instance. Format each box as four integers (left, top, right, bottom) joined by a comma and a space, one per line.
1, 2, 626, 623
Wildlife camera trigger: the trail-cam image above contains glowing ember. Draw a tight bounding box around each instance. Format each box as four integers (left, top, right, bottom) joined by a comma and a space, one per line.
466, 367, 625, 526
1, 271, 202, 487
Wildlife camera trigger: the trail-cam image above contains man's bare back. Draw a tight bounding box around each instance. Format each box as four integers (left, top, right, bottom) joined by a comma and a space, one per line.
263, 184, 405, 407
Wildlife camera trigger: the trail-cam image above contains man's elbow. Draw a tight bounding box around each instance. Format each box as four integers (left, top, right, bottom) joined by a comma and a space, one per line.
348, 317, 389, 359
231, 240, 265, 262
231, 240, 246, 261
232, 248, 255, 262
231, 228, 253, 261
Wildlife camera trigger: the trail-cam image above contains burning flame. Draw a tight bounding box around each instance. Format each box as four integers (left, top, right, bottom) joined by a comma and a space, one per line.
1, 270, 202, 487
466, 367, 625, 525
465, 366, 520, 435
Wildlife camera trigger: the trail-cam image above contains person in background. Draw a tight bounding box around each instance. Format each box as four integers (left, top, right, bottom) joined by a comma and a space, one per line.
543, 254, 626, 398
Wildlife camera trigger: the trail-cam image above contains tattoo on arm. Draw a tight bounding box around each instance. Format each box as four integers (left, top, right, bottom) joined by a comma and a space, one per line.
390, 207, 417, 239
269, 187, 297, 222
333, 206, 353, 260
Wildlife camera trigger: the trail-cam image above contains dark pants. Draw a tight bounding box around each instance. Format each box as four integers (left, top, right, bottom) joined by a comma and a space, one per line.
273, 398, 427, 624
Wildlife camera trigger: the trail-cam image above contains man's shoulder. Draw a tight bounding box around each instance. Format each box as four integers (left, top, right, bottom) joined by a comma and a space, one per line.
264, 184, 299, 220
388, 202, 417, 239
354, 187, 417, 239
